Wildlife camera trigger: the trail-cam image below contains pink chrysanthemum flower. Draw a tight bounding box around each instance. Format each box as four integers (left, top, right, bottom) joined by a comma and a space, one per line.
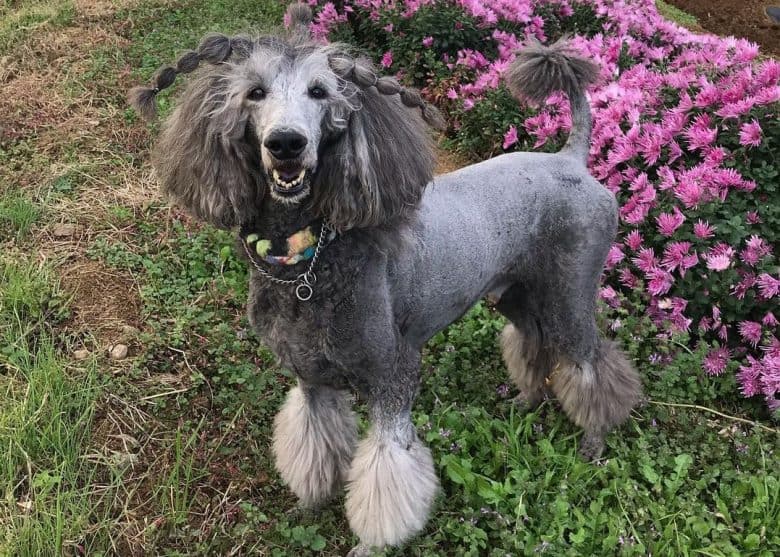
646, 267, 674, 296
600, 286, 620, 308
633, 247, 658, 272
683, 113, 717, 150
731, 273, 756, 300
757, 274, 780, 298
624, 230, 644, 251
705, 244, 734, 272
740, 235, 772, 266
738, 120, 762, 147
619, 268, 638, 289
380, 50, 393, 68
693, 220, 716, 239
606, 245, 625, 269
746, 211, 762, 224
422, 36, 433, 47
674, 178, 703, 208
703, 347, 731, 376
662, 241, 694, 272
656, 208, 685, 236
738, 321, 763, 347
502, 125, 518, 149
763, 312, 779, 327
737, 356, 762, 397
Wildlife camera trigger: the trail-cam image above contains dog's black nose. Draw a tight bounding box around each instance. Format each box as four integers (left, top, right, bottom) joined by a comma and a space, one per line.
264, 131, 308, 160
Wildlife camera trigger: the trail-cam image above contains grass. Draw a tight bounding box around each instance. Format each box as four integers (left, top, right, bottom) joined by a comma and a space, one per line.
655, 0, 700, 29
0, 0, 778, 556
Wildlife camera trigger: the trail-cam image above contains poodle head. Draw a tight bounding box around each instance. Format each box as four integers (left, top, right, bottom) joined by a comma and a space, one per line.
129, 4, 443, 231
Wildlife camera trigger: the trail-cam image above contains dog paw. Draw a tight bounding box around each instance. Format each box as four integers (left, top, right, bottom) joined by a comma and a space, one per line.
346, 544, 375, 557
578, 431, 605, 461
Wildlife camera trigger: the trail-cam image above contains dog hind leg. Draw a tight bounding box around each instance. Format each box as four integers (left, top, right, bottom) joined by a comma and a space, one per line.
548, 339, 642, 460
272, 383, 357, 507
500, 321, 552, 411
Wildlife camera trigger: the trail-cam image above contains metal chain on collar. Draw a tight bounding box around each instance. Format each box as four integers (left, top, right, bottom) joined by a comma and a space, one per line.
242, 221, 330, 302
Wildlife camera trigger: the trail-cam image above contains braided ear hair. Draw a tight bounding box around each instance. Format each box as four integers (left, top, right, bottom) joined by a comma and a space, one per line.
329, 53, 446, 131
307, 48, 442, 230
128, 33, 245, 121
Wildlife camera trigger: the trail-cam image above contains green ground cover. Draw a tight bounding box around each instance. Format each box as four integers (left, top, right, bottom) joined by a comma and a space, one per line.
0, 1, 776, 555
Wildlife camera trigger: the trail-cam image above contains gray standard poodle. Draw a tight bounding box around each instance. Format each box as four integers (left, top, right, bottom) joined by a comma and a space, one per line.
130, 4, 642, 555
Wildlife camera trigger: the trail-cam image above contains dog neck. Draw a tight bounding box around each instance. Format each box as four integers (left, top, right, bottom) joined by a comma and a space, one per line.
239, 199, 321, 260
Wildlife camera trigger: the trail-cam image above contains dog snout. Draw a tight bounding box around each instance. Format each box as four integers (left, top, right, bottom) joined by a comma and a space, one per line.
264, 130, 308, 160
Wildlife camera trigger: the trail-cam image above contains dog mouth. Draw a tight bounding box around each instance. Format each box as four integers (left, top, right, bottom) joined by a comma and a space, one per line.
269, 166, 311, 199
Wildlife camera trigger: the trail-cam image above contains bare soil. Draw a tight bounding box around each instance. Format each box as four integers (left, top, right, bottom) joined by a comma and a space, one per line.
668, 0, 780, 57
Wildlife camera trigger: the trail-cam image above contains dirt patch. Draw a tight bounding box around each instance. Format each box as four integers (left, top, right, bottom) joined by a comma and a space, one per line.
60, 259, 143, 346
435, 145, 469, 174
668, 0, 780, 57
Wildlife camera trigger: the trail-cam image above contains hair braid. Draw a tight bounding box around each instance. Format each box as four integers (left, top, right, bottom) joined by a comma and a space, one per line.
128, 33, 237, 121
329, 53, 445, 130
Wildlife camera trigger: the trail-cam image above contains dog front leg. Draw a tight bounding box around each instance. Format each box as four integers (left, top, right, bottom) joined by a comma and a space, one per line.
272, 382, 357, 507
344, 384, 438, 556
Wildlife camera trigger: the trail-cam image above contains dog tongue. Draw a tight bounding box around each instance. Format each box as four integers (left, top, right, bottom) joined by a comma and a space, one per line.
278, 168, 300, 181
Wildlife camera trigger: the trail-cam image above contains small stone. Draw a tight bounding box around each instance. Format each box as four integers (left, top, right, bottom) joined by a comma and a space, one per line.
52, 223, 80, 237
109, 344, 128, 360
73, 349, 90, 360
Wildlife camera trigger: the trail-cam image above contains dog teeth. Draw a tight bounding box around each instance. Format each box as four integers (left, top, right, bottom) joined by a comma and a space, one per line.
272, 169, 306, 189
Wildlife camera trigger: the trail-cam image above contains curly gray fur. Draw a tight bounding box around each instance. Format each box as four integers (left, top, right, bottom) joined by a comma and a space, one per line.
131, 11, 641, 552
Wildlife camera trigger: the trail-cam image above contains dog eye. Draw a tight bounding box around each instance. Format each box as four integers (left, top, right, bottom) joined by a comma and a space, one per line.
308, 86, 327, 99
247, 87, 266, 101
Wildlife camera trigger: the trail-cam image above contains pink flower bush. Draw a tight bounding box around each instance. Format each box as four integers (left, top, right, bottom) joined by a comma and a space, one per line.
313, 0, 780, 412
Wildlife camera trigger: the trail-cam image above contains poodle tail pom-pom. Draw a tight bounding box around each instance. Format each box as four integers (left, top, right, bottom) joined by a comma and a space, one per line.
128, 86, 159, 122
505, 38, 599, 104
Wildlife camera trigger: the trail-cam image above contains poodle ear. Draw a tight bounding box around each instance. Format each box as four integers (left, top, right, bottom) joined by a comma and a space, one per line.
311, 87, 435, 230
153, 71, 264, 229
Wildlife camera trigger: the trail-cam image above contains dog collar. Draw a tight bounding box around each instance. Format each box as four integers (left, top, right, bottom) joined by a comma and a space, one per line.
243, 226, 335, 266
241, 222, 335, 301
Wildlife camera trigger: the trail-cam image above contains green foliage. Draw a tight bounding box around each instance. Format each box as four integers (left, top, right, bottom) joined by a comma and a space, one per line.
0, 190, 40, 241
0, 256, 112, 556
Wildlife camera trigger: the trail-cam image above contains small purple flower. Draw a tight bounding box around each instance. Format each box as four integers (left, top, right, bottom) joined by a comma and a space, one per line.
439, 428, 452, 438
422, 36, 433, 47
496, 383, 510, 398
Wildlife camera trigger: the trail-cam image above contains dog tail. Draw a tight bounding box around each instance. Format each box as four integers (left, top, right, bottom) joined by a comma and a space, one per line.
505, 39, 599, 163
